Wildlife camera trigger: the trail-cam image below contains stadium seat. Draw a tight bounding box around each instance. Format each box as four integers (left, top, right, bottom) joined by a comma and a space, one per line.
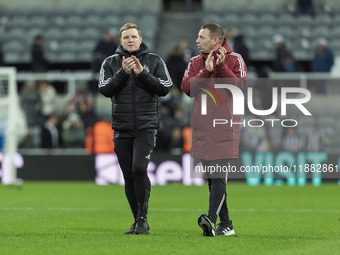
121, 14, 139, 25
82, 28, 101, 40
77, 40, 96, 53
45, 28, 64, 40
56, 51, 77, 62
242, 14, 258, 27
59, 40, 79, 52
65, 15, 84, 28
277, 14, 296, 27
222, 14, 239, 28
315, 14, 332, 27
3, 40, 24, 54
84, 15, 103, 29
259, 14, 276, 26
202, 15, 222, 25
296, 16, 313, 26
257, 26, 276, 38
140, 15, 159, 32
8, 16, 30, 29
103, 15, 120, 27
29, 16, 49, 29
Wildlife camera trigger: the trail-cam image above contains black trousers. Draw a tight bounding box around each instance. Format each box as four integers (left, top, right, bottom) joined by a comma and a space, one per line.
114, 129, 156, 220
201, 159, 231, 225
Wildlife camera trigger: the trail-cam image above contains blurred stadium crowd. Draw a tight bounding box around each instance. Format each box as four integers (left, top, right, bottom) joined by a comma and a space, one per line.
0, 0, 339, 155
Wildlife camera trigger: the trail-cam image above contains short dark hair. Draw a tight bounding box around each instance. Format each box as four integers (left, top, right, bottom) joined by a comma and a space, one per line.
201, 23, 224, 44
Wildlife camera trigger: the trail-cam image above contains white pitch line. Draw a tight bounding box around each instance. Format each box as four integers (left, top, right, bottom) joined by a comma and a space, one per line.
1, 207, 340, 213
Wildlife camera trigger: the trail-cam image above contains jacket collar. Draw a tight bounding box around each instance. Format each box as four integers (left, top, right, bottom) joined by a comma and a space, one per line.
116, 42, 150, 58
200, 39, 233, 60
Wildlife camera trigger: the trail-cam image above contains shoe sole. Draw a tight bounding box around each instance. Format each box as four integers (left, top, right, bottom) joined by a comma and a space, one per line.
198, 215, 215, 237
216, 229, 235, 236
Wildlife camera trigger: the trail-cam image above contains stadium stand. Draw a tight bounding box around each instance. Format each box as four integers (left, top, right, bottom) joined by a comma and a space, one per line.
0, 4, 161, 64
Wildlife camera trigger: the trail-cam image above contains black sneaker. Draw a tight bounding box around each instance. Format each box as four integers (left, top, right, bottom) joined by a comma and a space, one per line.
133, 217, 149, 235
124, 223, 136, 234
198, 214, 215, 237
215, 221, 235, 236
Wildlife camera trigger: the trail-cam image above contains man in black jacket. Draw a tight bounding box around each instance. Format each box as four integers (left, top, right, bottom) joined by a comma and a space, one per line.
31, 35, 49, 72
98, 23, 172, 235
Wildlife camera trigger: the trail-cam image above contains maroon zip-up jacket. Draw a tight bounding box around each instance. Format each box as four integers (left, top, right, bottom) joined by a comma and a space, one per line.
181, 40, 247, 160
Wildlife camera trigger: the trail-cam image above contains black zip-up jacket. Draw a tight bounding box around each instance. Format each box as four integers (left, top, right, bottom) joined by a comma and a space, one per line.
98, 43, 172, 133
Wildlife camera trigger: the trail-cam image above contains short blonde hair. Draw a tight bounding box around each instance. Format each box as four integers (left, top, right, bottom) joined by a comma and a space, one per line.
119, 23, 142, 38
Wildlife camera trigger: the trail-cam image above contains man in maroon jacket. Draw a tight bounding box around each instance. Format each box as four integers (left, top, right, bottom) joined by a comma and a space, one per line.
181, 23, 247, 237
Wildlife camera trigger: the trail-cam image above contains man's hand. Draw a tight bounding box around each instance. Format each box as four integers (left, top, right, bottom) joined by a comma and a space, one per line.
205, 50, 214, 72
216, 47, 227, 65
131, 55, 143, 75
122, 56, 136, 74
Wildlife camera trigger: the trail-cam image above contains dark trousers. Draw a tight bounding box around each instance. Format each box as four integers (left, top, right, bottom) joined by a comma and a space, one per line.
201, 159, 231, 225
114, 129, 156, 221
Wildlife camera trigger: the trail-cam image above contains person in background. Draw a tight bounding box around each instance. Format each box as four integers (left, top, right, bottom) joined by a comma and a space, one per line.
224, 27, 236, 50
296, 0, 313, 16
305, 123, 328, 152
41, 115, 60, 149
39, 81, 57, 125
310, 38, 334, 73
181, 23, 247, 237
0, 41, 4, 66
61, 112, 86, 148
31, 35, 49, 72
272, 34, 293, 72
233, 34, 250, 69
281, 127, 303, 154
92, 29, 118, 73
166, 47, 187, 90
310, 38, 334, 93
20, 81, 41, 148
178, 37, 196, 64
98, 23, 172, 235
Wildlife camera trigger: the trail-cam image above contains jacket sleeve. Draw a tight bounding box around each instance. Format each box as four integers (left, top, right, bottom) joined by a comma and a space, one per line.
136, 56, 172, 96
181, 58, 212, 97
98, 58, 130, 97
217, 53, 248, 90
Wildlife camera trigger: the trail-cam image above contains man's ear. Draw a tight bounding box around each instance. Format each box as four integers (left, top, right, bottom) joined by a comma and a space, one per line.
213, 37, 219, 46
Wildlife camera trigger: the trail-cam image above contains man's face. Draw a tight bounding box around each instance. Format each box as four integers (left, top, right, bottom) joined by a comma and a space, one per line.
120, 28, 142, 53
196, 28, 215, 53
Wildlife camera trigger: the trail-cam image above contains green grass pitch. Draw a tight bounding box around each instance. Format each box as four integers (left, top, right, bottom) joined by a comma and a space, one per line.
0, 182, 339, 255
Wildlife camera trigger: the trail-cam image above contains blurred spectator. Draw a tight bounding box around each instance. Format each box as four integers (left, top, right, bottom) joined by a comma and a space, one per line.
61, 112, 86, 148
281, 127, 303, 154
233, 34, 250, 68
31, 35, 49, 72
0, 41, 4, 66
155, 106, 173, 152
284, 55, 297, 72
310, 38, 334, 93
310, 38, 334, 73
38, 81, 57, 124
160, 86, 182, 115
20, 81, 41, 148
68, 89, 93, 113
272, 34, 293, 72
41, 115, 60, 149
224, 28, 236, 50
305, 123, 328, 152
178, 37, 196, 64
296, 0, 313, 16
166, 47, 187, 90
241, 125, 269, 153
92, 30, 118, 73
78, 99, 98, 129
169, 126, 184, 155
